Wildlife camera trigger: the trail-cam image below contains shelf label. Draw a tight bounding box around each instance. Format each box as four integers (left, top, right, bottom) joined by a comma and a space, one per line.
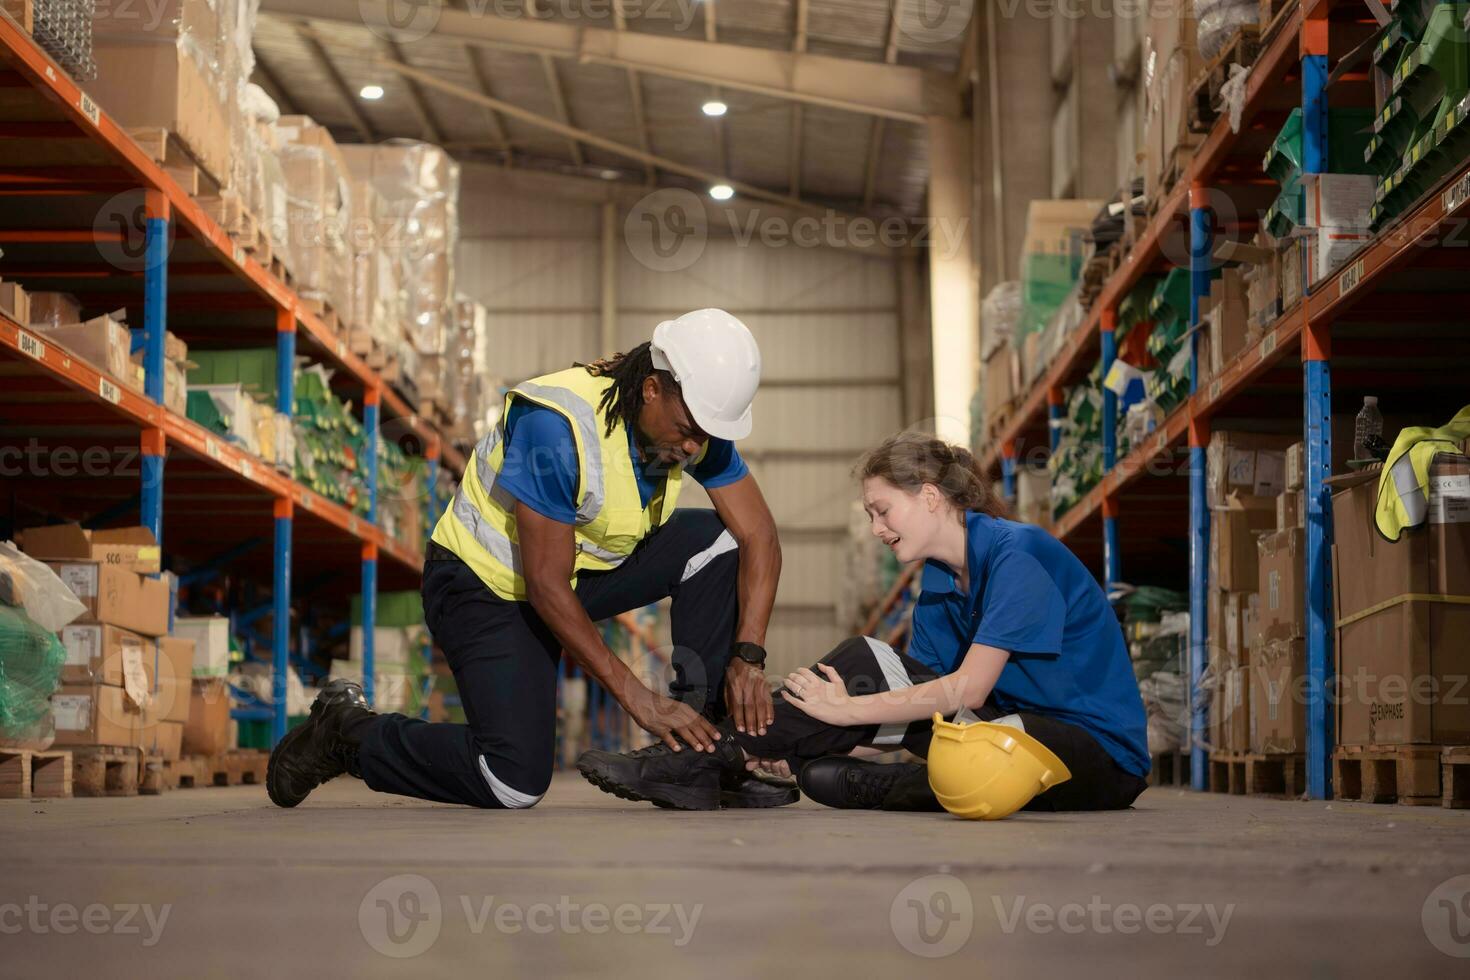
44, 66, 56, 82
300, 493, 313, 511
17, 330, 45, 361
1155, 432, 1167, 453
349, 518, 358, 534
1260, 329, 1278, 360
233, 245, 245, 267
78, 92, 100, 127
336, 340, 346, 360
240, 458, 252, 480
98, 378, 120, 405
1209, 378, 1222, 402
1443, 171, 1470, 214
1338, 259, 1365, 299
206, 439, 221, 462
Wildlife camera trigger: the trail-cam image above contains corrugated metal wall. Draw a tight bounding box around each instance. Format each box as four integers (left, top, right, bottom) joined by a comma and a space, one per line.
457, 171, 904, 676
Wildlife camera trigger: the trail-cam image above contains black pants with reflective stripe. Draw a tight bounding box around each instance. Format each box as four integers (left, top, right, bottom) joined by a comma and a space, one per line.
357, 508, 741, 809
731, 636, 1149, 812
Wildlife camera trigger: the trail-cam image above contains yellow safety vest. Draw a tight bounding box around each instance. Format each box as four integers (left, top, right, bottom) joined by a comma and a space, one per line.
431, 367, 696, 600
1375, 405, 1470, 540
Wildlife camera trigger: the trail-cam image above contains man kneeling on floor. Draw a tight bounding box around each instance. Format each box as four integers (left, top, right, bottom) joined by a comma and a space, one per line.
267, 309, 795, 811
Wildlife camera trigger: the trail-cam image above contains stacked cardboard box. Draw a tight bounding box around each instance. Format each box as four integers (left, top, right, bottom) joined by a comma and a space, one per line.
1140, 2, 1204, 205
31, 310, 144, 394
18, 525, 179, 753
1331, 455, 1470, 748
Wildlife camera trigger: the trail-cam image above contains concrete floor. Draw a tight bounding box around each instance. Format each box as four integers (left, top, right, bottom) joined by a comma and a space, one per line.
2, 773, 1469, 978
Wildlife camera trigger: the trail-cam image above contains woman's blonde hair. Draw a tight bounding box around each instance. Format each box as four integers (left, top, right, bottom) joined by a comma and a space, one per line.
855, 431, 1009, 518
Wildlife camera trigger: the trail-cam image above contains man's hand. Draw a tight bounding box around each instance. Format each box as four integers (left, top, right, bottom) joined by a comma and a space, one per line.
625, 688, 722, 753
724, 659, 774, 735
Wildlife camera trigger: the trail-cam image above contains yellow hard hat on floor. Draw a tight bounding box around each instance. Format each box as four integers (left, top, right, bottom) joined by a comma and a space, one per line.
926, 713, 1072, 820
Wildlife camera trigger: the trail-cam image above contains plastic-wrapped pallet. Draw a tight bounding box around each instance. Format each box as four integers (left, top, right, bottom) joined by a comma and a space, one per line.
239, 83, 293, 274
340, 142, 461, 362
1193, 0, 1257, 61
346, 178, 384, 342
445, 297, 487, 446
277, 116, 353, 318
980, 281, 1021, 363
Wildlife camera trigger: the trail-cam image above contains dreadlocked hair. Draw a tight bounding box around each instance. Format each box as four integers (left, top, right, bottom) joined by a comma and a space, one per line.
578, 342, 679, 438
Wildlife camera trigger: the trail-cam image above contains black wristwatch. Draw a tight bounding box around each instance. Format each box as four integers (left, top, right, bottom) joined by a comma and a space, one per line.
731, 641, 767, 668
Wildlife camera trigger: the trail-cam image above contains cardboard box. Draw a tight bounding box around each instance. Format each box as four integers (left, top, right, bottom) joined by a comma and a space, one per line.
1224, 591, 1259, 667
1285, 441, 1305, 490
1226, 664, 1252, 754
1207, 431, 1295, 506
1251, 638, 1306, 754
181, 678, 232, 756
19, 523, 161, 574
1210, 669, 1227, 751
1210, 494, 1276, 592
1330, 458, 1470, 619
1207, 266, 1251, 376
153, 636, 195, 724
91, 41, 233, 187
1301, 173, 1376, 229
1336, 599, 1470, 746
982, 343, 1020, 425
1276, 490, 1303, 529
0, 280, 29, 325
348, 626, 420, 666
140, 720, 184, 761
1308, 227, 1372, 286
1208, 587, 1223, 662
32, 314, 136, 388
51, 684, 144, 748
1331, 458, 1470, 746
44, 561, 170, 637
27, 291, 81, 328
173, 616, 231, 678
1258, 528, 1306, 641
58, 624, 154, 689
1280, 238, 1305, 310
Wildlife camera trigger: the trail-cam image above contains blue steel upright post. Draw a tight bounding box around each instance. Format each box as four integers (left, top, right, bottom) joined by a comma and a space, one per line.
1100, 307, 1121, 593
361, 386, 380, 707
1302, 12, 1334, 799
1000, 439, 1017, 506
1188, 181, 1213, 790
1047, 386, 1064, 454
271, 308, 297, 745
139, 189, 169, 547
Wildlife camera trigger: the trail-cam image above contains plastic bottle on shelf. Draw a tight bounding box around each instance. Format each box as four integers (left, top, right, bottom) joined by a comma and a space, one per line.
1353, 396, 1382, 462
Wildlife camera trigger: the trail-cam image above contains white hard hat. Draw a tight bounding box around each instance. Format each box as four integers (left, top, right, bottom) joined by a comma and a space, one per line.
649, 309, 761, 441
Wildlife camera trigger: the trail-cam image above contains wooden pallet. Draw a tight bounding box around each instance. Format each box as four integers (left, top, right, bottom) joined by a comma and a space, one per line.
1258, 0, 1297, 44
1153, 142, 1199, 213
984, 400, 1016, 443
1186, 26, 1264, 135
128, 128, 223, 201
0, 748, 72, 799
137, 754, 186, 795
1148, 749, 1191, 788
177, 749, 269, 788
73, 747, 140, 797
1, 0, 34, 34
1078, 246, 1121, 310
1209, 751, 1307, 798
1442, 747, 1470, 809
300, 296, 340, 334
1333, 745, 1443, 806
348, 327, 388, 369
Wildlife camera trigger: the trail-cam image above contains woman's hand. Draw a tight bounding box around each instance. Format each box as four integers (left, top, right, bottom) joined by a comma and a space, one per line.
780, 663, 860, 726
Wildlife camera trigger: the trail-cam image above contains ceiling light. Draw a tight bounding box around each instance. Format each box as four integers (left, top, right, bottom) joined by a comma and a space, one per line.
359, 84, 385, 101
708, 184, 734, 201
598, 169, 620, 180
701, 100, 728, 117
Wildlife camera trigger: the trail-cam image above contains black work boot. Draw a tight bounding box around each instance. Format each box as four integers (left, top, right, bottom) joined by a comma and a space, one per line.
577, 735, 746, 811
798, 757, 933, 810
719, 767, 801, 809
267, 679, 375, 808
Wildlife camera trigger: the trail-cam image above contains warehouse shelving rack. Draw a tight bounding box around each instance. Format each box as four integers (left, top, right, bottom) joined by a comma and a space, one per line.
980, 0, 1470, 798
0, 15, 467, 742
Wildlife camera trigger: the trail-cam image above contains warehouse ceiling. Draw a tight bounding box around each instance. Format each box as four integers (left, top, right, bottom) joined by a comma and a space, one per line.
252, 0, 975, 217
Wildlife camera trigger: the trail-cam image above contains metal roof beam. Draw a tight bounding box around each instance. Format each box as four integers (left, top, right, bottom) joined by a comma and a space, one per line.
259, 2, 958, 123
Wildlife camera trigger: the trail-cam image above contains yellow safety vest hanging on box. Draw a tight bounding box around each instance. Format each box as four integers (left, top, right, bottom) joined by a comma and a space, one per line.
1375, 405, 1470, 541
431, 367, 695, 601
